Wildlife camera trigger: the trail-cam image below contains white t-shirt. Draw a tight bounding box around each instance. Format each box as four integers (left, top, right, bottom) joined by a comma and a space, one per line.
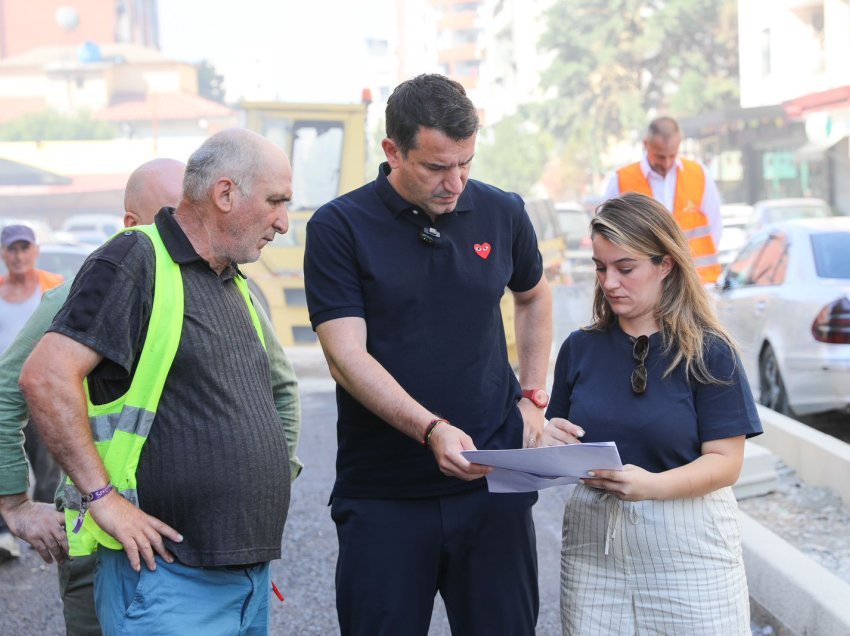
0, 286, 41, 354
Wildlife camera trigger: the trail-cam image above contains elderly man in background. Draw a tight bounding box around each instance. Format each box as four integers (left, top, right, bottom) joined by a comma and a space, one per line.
5, 150, 301, 635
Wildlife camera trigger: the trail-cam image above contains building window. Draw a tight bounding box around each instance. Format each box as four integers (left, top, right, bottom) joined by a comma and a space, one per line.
454, 60, 480, 77
760, 27, 771, 78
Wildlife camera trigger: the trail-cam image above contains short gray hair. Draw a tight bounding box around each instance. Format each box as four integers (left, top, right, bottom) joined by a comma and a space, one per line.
646, 116, 680, 142
183, 130, 261, 202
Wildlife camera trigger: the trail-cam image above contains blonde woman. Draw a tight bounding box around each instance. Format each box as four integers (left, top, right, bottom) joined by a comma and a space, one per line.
542, 193, 762, 635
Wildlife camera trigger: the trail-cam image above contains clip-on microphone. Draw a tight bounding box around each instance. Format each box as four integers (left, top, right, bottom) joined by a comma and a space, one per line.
420, 226, 441, 246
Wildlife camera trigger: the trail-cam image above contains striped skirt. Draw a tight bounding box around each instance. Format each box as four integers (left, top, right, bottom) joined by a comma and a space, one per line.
560, 484, 750, 635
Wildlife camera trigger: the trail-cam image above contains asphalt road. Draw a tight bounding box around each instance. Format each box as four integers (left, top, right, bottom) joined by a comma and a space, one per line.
0, 361, 569, 636
0, 282, 841, 634
0, 284, 587, 635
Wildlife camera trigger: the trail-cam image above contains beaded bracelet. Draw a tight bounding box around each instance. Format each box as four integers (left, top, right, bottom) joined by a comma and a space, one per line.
72, 484, 114, 534
422, 418, 449, 446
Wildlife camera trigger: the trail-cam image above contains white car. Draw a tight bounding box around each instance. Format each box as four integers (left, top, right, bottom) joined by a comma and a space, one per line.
62, 214, 124, 246
714, 217, 850, 416
748, 197, 834, 236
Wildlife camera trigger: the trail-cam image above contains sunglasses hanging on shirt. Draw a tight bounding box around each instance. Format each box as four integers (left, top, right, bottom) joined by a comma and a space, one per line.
631, 335, 649, 395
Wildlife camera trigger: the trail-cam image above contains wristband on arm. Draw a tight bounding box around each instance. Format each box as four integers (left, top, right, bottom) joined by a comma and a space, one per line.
422, 419, 449, 446
72, 484, 114, 534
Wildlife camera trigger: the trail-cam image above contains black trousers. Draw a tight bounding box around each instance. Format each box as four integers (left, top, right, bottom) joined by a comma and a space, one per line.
332, 486, 539, 636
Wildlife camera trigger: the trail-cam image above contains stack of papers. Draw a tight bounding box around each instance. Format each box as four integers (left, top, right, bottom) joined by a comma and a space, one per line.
461, 442, 623, 493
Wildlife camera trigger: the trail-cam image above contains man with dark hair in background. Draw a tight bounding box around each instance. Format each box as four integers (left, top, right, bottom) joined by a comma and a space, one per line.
305, 74, 552, 635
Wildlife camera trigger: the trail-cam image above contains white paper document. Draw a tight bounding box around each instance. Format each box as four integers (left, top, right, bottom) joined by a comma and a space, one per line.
461, 442, 623, 493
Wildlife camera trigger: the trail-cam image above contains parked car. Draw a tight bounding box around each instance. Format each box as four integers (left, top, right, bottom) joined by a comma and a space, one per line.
718, 203, 754, 266
747, 198, 835, 236
62, 214, 124, 246
714, 217, 850, 416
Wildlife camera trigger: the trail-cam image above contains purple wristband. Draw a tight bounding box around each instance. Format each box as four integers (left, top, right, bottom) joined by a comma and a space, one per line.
72, 484, 114, 534
81, 484, 114, 505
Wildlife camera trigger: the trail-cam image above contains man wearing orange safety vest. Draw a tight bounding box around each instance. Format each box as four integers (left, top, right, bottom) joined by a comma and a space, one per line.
603, 117, 723, 284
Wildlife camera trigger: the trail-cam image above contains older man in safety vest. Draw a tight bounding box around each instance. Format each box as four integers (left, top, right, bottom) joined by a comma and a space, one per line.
20, 129, 296, 635
603, 116, 723, 283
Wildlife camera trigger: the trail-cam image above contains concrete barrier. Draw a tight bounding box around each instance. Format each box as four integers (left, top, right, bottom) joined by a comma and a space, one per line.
754, 404, 850, 508
740, 405, 850, 635
742, 511, 850, 635
735, 441, 779, 499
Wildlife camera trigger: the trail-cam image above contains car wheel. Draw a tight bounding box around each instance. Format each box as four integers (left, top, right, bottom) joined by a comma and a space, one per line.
759, 345, 793, 416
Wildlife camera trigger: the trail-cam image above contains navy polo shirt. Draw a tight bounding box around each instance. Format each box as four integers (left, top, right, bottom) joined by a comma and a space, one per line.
546, 321, 762, 472
304, 163, 544, 498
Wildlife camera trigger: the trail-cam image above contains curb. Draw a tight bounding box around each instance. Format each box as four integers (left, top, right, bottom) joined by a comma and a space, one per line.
742, 511, 850, 635
741, 405, 850, 635
753, 405, 850, 508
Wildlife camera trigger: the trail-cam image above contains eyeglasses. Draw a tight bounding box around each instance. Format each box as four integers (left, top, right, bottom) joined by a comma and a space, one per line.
631, 335, 649, 395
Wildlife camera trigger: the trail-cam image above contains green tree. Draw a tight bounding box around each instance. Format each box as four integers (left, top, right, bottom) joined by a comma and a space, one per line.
473, 112, 553, 197
198, 59, 226, 103
538, 0, 739, 176
0, 111, 117, 141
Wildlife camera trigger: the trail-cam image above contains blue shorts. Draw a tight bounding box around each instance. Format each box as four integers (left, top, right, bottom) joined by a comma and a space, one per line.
94, 548, 271, 636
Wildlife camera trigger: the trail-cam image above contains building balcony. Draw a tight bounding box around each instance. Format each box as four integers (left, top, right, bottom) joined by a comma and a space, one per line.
437, 9, 478, 31
449, 74, 478, 90
437, 43, 481, 64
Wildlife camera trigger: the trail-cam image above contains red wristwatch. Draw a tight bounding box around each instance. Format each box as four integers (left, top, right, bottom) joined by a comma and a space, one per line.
521, 388, 549, 408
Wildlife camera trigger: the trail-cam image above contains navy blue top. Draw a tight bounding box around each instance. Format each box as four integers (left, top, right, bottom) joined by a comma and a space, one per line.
545, 321, 762, 472
304, 163, 544, 498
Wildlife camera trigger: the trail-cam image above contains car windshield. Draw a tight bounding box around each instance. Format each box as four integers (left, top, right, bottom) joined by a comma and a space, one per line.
811, 232, 850, 279
764, 204, 830, 224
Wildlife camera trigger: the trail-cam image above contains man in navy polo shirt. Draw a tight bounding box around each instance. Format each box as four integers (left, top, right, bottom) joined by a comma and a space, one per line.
304, 74, 552, 635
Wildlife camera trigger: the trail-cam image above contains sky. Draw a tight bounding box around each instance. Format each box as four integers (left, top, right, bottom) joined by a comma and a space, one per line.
156, 0, 393, 104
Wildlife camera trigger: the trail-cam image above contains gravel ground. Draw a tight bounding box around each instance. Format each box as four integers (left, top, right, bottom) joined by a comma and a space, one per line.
738, 459, 850, 586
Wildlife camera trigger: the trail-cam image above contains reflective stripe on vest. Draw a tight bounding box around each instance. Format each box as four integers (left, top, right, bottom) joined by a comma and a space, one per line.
617, 158, 721, 283
64, 224, 265, 556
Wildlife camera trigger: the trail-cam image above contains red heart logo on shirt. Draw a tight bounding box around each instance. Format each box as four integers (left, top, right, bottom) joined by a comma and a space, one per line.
474, 243, 491, 259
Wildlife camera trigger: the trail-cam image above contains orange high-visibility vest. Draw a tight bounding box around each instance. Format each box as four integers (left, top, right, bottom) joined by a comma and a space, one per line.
617, 159, 721, 283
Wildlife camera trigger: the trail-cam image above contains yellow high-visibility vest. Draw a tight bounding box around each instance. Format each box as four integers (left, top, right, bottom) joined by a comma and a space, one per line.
64, 223, 265, 556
